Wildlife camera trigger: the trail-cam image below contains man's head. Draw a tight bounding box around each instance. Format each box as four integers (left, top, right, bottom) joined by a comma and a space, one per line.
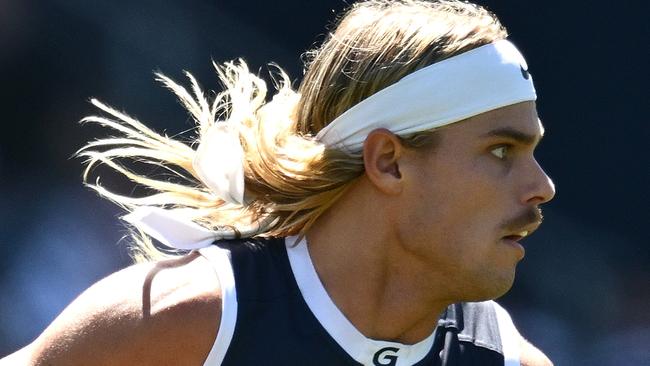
359, 101, 554, 300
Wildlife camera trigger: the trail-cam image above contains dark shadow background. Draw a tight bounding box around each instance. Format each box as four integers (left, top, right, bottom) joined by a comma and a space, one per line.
0, 1, 648, 364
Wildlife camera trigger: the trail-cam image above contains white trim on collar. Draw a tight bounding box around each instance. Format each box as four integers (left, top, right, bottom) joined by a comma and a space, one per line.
198, 246, 238, 366
285, 236, 435, 366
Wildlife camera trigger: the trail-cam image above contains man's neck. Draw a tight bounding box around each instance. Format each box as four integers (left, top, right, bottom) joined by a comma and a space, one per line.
305, 179, 450, 344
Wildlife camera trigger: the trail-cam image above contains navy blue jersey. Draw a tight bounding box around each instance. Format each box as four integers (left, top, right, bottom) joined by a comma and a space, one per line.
198, 237, 522, 366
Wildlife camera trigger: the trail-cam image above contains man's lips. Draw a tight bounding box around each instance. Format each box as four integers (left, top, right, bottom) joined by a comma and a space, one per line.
502, 231, 528, 242
501, 235, 526, 260
500, 216, 541, 260
503, 220, 541, 241
503, 232, 527, 241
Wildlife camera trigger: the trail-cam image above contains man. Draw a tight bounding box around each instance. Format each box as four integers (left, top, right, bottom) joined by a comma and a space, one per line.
2, 0, 555, 365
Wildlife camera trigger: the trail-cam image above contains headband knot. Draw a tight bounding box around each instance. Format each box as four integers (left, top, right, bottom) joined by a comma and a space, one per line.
192, 122, 246, 206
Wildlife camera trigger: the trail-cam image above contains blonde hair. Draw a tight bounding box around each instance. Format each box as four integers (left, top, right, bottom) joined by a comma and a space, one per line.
78, 0, 508, 262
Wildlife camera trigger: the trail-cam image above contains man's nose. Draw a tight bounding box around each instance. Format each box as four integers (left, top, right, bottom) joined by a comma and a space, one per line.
522, 160, 556, 205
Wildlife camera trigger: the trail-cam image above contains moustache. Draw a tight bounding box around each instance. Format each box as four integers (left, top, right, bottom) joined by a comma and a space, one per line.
502, 207, 543, 233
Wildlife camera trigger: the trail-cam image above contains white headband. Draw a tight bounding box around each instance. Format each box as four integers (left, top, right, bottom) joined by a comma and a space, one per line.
316, 39, 536, 150
126, 39, 537, 250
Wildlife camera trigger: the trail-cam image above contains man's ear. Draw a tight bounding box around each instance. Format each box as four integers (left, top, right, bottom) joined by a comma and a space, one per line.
362, 129, 404, 195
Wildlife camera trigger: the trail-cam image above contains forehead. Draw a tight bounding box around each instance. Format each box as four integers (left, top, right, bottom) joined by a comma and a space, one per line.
441, 101, 543, 140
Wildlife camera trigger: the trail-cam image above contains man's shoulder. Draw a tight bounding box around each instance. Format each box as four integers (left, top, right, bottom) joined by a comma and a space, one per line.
26, 252, 221, 365
454, 301, 554, 366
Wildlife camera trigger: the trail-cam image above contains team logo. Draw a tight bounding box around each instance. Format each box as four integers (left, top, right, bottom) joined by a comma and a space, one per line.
372, 347, 400, 366
520, 64, 531, 80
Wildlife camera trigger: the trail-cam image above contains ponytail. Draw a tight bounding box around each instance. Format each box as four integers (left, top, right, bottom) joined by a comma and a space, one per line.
78, 61, 363, 261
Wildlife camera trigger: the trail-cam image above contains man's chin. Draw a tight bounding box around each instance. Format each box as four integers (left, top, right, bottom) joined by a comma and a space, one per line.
459, 271, 516, 302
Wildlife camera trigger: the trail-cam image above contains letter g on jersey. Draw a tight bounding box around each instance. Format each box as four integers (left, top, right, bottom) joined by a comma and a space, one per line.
372, 347, 400, 366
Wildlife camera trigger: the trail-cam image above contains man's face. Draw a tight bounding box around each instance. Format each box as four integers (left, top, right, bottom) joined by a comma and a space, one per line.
397, 101, 555, 301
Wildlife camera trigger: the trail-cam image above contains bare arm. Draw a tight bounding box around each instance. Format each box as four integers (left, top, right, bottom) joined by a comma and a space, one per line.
520, 337, 554, 366
1, 252, 221, 366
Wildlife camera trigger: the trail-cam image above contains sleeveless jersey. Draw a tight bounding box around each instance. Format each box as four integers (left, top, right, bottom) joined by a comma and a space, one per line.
198, 237, 522, 366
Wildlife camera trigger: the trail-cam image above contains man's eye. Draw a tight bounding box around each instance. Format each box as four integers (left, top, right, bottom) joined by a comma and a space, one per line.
490, 146, 509, 159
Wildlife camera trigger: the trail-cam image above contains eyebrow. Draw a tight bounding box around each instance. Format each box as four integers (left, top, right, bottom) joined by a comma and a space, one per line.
481, 127, 543, 145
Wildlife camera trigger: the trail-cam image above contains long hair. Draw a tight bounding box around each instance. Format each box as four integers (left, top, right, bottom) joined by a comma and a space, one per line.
78, 0, 508, 262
